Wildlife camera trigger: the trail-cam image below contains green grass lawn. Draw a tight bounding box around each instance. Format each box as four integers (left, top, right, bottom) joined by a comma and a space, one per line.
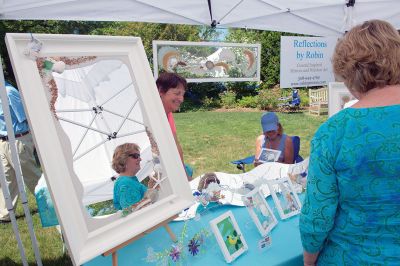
0, 110, 326, 265
177, 110, 327, 176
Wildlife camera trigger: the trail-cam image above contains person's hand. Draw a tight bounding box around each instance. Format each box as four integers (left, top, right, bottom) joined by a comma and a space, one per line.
144, 188, 159, 203
131, 198, 151, 211
303, 250, 319, 266
147, 176, 159, 190
254, 159, 262, 167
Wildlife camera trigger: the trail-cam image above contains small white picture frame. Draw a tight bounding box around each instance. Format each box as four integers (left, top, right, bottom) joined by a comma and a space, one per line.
6, 33, 194, 265
209, 210, 248, 263
266, 176, 302, 220
242, 188, 277, 237
258, 148, 281, 163
328, 82, 356, 117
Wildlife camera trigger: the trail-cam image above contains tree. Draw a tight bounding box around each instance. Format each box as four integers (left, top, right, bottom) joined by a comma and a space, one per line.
0, 20, 115, 84
94, 22, 202, 66
226, 28, 283, 88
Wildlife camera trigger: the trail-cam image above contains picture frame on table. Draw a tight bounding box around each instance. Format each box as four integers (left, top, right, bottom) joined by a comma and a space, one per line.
209, 210, 248, 263
242, 188, 278, 237
258, 148, 281, 163
266, 176, 302, 220
6, 33, 194, 265
328, 82, 356, 117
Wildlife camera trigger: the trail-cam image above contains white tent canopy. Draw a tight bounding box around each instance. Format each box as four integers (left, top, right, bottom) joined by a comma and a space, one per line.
1, 0, 400, 36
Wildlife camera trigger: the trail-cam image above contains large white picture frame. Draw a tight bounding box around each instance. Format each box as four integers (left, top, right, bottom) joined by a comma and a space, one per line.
328, 82, 355, 117
6, 33, 194, 265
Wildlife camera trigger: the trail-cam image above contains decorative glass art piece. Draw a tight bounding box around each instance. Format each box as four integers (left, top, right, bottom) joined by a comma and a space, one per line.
153, 40, 261, 83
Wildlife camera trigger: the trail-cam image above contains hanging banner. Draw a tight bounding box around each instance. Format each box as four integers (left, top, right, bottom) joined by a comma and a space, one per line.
280, 36, 337, 88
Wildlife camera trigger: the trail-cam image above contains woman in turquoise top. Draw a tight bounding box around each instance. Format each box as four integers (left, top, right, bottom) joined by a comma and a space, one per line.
300, 20, 400, 265
112, 143, 147, 210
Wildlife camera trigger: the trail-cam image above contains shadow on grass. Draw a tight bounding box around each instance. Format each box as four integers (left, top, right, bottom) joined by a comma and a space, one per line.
42, 254, 73, 266
0, 253, 72, 266
0, 210, 38, 224
0, 257, 20, 266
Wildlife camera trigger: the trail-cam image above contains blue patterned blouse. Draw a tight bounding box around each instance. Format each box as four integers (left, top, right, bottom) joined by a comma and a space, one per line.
113, 175, 147, 210
300, 105, 400, 265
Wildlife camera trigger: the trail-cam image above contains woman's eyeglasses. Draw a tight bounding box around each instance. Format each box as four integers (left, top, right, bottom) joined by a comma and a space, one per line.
128, 153, 141, 159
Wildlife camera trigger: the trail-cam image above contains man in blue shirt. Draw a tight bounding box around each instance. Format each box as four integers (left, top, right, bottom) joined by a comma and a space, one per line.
0, 82, 41, 222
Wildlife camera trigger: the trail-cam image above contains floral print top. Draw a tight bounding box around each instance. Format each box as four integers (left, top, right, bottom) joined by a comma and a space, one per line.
113, 175, 147, 210
300, 105, 400, 265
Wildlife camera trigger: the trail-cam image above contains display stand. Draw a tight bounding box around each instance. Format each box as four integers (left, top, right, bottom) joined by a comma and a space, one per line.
102, 214, 178, 266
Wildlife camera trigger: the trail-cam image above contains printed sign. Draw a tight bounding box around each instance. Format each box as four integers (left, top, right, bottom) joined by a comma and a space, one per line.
280, 36, 337, 88
258, 235, 272, 251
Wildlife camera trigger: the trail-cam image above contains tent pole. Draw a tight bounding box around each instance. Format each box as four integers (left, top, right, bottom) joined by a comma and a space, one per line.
0, 60, 43, 266
0, 161, 28, 266
207, 0, 216, 27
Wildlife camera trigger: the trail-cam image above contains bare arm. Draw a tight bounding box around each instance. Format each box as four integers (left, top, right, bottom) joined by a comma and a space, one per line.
173, 131, 191, 180
253, 135, 263, 166
172, 131, 184, 162
283, 136, 294, 164
303, 250, 319, 266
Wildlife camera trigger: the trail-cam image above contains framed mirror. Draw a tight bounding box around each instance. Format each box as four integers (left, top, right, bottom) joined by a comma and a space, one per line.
6, 33, 193, 265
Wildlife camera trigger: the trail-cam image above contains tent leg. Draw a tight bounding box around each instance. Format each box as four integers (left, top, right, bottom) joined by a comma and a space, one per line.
0, 66, 43, 266
0, 167, 28, 266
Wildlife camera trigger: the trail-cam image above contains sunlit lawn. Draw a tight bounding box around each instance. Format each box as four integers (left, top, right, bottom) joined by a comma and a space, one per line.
177, 110, 327, 176
0, 110, 326, 265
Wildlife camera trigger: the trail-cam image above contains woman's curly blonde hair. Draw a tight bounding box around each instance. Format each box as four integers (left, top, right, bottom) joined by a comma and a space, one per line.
112, 143, 140, 174
332, 20, 400, 95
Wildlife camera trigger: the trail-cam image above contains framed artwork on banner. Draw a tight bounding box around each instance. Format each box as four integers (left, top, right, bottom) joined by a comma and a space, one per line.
209, 210, 248, 263
266, 176, 301, 220
328, 82, 356, 117
153, 40, 261, 83
242, 188, 277, 237
6, 33, 194, 265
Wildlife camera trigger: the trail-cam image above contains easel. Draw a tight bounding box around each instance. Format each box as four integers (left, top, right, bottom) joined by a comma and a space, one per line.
102, 214, 178, 266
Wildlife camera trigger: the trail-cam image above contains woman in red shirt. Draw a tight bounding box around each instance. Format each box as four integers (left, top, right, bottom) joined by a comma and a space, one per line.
156, 73, 192, 179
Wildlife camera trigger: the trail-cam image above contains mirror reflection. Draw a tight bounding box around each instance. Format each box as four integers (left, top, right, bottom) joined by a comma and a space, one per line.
36, 56, 167, 220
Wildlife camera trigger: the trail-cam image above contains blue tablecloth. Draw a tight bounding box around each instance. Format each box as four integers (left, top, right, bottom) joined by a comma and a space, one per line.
84, 195, 304, 266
